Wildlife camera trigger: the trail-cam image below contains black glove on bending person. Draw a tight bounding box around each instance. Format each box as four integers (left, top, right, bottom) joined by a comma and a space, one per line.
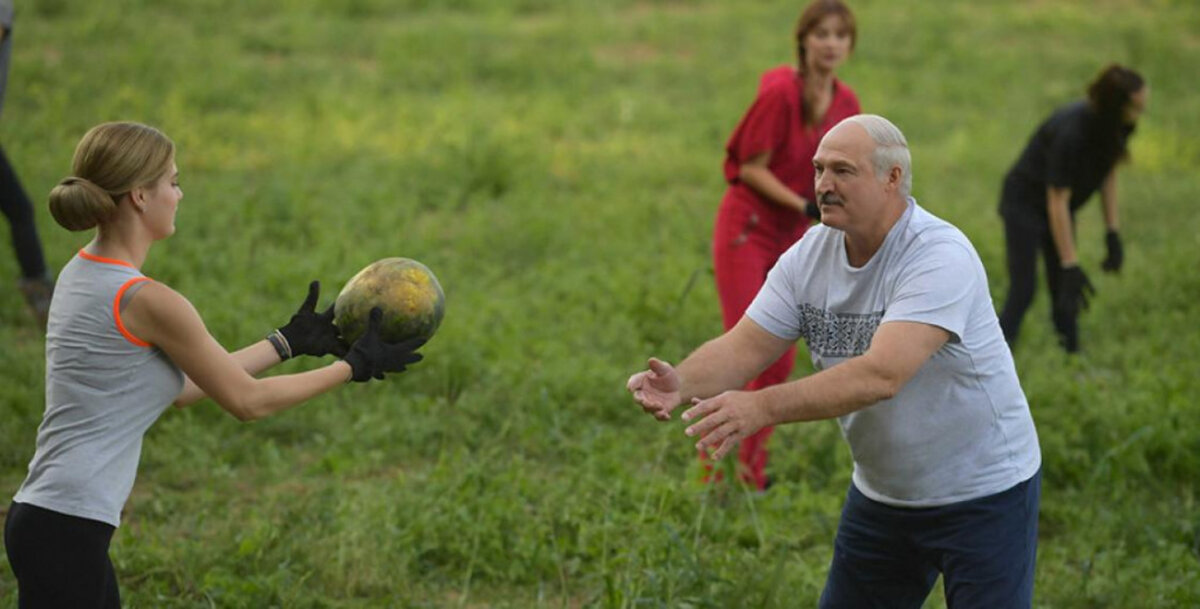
276, 281, 348, 359
804, 199, 822, 222
1055, 265, 1096, 316
343, 308, 426, 382
1054, 266, 1094, 354
1101, 230, 1124, 273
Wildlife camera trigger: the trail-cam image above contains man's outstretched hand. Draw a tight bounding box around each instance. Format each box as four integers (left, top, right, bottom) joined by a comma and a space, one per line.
626, 358, 683, 421
682, 392, 771, 460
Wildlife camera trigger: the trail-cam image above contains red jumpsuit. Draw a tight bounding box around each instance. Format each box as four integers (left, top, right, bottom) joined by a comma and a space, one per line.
710, 66, 860, 490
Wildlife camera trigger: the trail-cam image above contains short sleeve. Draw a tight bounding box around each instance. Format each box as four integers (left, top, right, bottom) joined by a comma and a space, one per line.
726, 84, 791, 165
746, 243, 803, 340
0, 1, 13, 29
1044, 128, 1081, 189
881, 239, 978, 343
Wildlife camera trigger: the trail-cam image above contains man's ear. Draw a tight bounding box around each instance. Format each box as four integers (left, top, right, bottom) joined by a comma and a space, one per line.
887, 166, 903, 192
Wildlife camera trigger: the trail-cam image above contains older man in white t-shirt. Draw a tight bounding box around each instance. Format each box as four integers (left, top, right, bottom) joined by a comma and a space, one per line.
628, 114, 1041, 608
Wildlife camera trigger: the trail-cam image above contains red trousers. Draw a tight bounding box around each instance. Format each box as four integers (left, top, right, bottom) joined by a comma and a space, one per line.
705, 188, 808, 490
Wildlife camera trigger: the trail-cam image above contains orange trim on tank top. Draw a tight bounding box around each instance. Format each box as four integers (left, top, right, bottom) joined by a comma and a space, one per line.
78, 249, 136, 268
113, 277, 153, 348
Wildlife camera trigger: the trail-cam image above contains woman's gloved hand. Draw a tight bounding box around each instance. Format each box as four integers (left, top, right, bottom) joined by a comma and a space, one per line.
1101, 230, 1124, 273
1055, 265, 1096, 319
277, 281, 348, 359
343, 308, 426, 382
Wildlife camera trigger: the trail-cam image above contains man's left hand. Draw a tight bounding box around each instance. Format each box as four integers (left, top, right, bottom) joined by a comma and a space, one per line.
682, 391, 771, 460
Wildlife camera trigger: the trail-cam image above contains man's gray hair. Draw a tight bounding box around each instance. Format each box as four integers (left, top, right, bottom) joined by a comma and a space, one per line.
840, 114, 912, 197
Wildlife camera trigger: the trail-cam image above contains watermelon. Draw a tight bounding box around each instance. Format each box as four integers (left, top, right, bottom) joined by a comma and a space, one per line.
334, 258, 445, 345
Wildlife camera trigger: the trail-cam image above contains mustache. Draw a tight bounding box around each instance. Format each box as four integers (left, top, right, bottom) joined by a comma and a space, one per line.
818, 192, 844, 207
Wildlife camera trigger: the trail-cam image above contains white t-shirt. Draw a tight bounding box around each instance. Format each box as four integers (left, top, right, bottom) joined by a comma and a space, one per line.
747, 199, 1040, 507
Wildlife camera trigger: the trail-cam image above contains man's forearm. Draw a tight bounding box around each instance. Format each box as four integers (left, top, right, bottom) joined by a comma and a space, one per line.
757, 353, 897, 424
755, 321, 949, 425
675, 317, 791, 402
675, 336, 761, 402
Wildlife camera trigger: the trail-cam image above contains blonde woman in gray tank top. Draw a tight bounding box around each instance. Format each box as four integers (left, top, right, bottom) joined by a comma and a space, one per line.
4, 122, 427, 608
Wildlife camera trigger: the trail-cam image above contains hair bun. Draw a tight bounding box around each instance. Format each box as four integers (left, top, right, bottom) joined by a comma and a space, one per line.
60, 176, 95, 188
48, 175, 119, 231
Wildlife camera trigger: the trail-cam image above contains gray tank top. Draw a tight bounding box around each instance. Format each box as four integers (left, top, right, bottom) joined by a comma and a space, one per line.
13, 250, 183, 526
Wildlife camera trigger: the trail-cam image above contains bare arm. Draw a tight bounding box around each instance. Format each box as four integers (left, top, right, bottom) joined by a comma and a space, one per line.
627, 316, 793, 420
678, 316, 793, 400
683, 321, 950, 459
1100, 168, 1119, 232
123, 282, 352, 420
739, 152, 809, 213
757, 321, 949, 423
173, 340, 283, 407
1046, 185, 1078, 266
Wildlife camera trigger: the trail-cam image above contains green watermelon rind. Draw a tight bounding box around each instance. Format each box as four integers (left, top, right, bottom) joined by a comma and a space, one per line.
333, 257, 445, 345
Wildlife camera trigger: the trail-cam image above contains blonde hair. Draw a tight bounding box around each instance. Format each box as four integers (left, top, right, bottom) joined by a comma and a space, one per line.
48, 122, 175, 231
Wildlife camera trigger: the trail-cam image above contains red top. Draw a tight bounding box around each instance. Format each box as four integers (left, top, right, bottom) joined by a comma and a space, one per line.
722, 65, 861, 214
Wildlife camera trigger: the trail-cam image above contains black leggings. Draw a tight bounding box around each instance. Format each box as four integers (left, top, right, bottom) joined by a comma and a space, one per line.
4, 502, 121, 609
0, 144, 48, 279
997, 212, 1077, 351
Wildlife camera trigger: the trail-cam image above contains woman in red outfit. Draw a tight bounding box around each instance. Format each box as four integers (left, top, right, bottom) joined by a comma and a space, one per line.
709, 0, 860, 490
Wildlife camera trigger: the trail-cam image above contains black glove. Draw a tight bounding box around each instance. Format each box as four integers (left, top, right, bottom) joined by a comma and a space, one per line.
277, 281, 348, 358
1101, 230, 1123, 273
343, 308, 426, 383
804, 199, 822, 222
1053, 267, 1094, 354
1055, 266, 1096, 317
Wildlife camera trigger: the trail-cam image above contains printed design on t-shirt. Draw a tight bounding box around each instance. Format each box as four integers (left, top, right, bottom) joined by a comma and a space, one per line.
797, 303, 883, 358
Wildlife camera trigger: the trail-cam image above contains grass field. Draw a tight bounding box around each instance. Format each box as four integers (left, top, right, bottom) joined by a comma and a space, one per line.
2, 0, 1199, 606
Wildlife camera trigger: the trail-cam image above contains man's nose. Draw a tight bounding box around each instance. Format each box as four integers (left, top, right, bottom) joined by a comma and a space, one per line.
815, 170, 831, 194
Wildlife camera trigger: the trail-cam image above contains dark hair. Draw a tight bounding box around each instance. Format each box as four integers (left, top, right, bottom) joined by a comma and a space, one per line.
1085, 64, 1145, 161
1087, 63, 1145, 124
795, 0, 857, 73
795, 0, 857, 126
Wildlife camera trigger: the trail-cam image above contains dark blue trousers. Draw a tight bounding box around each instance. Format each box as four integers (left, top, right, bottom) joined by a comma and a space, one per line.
820, 469, 1041, 609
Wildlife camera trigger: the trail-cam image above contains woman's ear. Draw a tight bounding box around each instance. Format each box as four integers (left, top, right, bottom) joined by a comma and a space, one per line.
127, 189, 147, 213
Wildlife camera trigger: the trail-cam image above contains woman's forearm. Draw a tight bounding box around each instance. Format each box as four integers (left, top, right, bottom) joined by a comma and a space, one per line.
1046, 186, 1078, 266
176, 340, 285, 406
1100, 169, 1119, 231
739, 164, 808, 213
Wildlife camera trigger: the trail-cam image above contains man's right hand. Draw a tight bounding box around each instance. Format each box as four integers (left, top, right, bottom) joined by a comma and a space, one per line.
626, 358, 683, 421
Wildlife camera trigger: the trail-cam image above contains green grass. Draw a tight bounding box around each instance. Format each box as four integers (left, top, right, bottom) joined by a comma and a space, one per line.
2, 0, 1199, 606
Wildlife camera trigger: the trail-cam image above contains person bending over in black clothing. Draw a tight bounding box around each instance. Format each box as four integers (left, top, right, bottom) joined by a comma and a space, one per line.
997, 63, 1147, 353
1, 2, 55, 329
